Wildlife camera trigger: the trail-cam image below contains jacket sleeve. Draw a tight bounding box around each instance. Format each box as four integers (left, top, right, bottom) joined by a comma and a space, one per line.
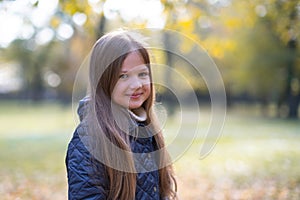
66, 129, 109, 200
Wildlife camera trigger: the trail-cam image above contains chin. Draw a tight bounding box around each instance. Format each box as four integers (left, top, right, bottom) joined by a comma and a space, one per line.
129, 104, 143, 110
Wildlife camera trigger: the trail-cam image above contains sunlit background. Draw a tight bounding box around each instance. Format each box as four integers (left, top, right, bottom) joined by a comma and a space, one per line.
0, 0, 300, 199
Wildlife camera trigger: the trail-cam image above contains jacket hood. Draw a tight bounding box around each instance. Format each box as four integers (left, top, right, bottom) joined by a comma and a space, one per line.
77, 96, 90, 122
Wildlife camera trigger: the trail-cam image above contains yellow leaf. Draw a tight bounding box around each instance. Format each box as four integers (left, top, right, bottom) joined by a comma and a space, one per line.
50, 17, 60, 29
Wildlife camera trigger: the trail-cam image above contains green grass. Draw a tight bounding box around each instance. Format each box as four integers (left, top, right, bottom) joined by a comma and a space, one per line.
167, 109, 300, 199
0, 101, 73, 199
0, 102, 300, 199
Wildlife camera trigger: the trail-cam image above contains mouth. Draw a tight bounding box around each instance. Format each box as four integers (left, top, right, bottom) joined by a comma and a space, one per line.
129, 92, 143, 99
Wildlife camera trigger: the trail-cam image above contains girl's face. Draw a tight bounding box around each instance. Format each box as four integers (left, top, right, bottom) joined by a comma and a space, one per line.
112, 51, 151, 110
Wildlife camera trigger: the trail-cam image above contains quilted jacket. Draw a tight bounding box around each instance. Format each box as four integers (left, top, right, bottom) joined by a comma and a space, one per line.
66, 98, 161, 200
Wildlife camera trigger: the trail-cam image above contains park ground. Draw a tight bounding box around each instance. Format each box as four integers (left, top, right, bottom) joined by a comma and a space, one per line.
0, 102, 299, 200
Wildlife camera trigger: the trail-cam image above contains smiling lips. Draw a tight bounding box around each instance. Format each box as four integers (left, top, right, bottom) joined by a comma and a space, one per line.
128, 92, 143, 99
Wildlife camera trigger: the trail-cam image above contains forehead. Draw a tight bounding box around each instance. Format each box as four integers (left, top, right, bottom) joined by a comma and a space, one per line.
121, 51, 147, 71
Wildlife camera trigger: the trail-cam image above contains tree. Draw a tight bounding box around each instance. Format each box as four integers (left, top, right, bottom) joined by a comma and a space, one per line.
4, 39, 55, 101
160, 0, 300, 118
1, 0, 101, 101
229, 0, 300, 118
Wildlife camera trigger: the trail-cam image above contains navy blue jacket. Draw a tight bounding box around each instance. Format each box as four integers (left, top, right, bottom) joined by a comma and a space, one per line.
66, 100, 161, 199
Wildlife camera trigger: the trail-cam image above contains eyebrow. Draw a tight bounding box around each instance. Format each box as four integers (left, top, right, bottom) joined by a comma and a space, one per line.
120, 66, 149, 73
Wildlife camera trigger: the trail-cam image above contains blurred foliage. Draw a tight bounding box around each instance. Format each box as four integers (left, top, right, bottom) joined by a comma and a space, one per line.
0, 0, 299, 117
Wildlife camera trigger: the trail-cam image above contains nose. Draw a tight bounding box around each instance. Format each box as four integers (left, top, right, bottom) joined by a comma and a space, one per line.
129, 76, 142, 89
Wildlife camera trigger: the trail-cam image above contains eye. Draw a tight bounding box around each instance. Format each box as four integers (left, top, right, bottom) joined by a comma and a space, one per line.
139, 72, 149, 78
119, 74, 128, 79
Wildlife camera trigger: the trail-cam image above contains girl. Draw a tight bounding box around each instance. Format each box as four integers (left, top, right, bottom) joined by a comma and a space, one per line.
66, 30, 177, 200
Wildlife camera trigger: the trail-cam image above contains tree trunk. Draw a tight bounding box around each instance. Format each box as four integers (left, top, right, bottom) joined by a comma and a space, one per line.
31, 63, 44, 101
162, 32, 177, 115
286, 38, 299, 118
97, 13, 106, 39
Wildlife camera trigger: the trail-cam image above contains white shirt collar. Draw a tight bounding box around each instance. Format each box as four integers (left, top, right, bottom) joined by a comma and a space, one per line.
128, 107, 147, 122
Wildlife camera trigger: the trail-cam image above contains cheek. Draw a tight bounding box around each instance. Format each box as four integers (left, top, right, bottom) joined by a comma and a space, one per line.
113, 81, 125, 94
112, 83, 123, 101
111, 90, 117, 104
144, 83, 151, 96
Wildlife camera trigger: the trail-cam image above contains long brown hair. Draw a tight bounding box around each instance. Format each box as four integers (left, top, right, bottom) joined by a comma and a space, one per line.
86, 30, 177, 200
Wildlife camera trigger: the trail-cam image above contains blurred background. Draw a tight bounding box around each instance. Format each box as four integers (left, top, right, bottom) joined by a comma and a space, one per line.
0, 0, 299, 199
